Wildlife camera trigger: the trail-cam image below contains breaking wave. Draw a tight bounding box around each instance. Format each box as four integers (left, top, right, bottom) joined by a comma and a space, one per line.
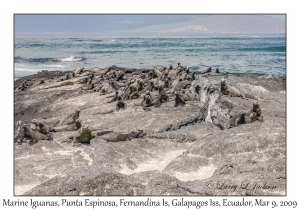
53, 56, 85, 62
14, 56, 85, 63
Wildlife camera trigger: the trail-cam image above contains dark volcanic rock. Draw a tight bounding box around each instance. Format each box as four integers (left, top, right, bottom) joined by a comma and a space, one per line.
14, 66, 286, 196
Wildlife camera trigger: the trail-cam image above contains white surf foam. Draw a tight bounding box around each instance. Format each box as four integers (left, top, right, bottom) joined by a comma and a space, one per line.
54, 56, 82, 62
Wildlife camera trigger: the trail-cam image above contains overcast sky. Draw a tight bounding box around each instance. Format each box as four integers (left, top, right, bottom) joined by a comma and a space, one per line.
14, 14, 285, 34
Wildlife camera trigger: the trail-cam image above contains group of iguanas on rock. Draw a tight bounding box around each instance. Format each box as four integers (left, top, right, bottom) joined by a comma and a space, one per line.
15, 80, 31, 92
14, 63, 264, 145
226, 101, 263, 129
63, 64, 201, 111
15, 108, 144, 145
219, 78, 264, 128
64, 126, 143, 146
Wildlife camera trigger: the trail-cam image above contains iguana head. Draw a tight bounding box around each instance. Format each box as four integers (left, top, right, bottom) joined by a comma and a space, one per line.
22, 124, 31, 134
240, 110, 246, 115
158, 86, 163, 93
81, 125, 90, 134
221, 79, 227, 90
130, 130, 143, 138
75, 120, 82, 128
186, 67, 190, 73
253, 101, 260, 112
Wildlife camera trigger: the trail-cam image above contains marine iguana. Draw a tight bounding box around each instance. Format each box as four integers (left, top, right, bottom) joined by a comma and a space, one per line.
93, 83, 103, 92
130, 90, 140, 99
54, 120, 82, 132
100, 130, 143, 142
167, 78, 191, 93
220, 79, 246, 98
61, 109, 81, 125
152, 65, 162, 78
31, 118, 58, 134
22, 124, 53, 143
142, 80, 156, 93
141, 91, 156, 110
116, 96, 127, 110
65, 125, 95, 146
74, 66, 84, 75
226, 110, 246, 129
109, 80, 124, 90
155, 86, 169, 107
100, 66, 111, 77
107, 90, 119, 103
220, 79, 265, 101
199, 66, 212, 74
81, 83, 94, 91
174, 91, 188, 107
244, 101, 264, 123
163, 77, 171, 89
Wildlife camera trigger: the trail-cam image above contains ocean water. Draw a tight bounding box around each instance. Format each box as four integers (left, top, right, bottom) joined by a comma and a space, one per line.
14, 33, 286, 78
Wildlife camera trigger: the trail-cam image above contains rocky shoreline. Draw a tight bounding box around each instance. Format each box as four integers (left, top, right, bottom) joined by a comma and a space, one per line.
14, 65, 286, 196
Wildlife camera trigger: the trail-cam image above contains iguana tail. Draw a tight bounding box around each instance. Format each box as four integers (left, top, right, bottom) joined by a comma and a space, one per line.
51, 120, 60, 127
97, 131, 113, 136
93, 109, 114, 115
244, 93, 266, 102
